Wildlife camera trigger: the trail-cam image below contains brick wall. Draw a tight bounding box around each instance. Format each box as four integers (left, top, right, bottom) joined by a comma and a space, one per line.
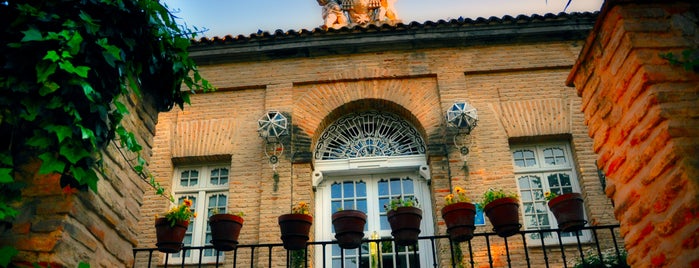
137, 36, 621, 267
0, 92, 157, 267
568, 1, 699, 267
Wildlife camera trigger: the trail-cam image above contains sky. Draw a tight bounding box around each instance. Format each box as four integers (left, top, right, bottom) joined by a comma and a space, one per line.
162, 0, 604, 38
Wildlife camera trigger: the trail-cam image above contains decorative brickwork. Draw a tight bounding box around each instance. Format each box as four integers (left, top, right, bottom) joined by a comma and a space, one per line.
568, 1, 699, 266
136, 12, 621, 267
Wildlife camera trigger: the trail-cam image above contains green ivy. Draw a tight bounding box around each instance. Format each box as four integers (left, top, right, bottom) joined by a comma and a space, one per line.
661, 49, 699, 72
0, 0, 213, 242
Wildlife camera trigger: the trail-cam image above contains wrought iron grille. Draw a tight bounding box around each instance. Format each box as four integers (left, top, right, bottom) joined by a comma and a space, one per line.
134, 225, 625, 268
314, 111, 425, 160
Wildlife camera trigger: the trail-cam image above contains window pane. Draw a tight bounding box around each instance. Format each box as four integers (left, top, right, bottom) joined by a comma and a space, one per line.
180, 170, 199, 187
390, 179, 401, 195
343, 181, 355, 197
403, 179, 414, 194
210, 168, 229, 185
357, 181, 367, 196
518, 177, 530, 188
543, 147, 566, 165
378, 180, 388, 195
331, 183, 341, 198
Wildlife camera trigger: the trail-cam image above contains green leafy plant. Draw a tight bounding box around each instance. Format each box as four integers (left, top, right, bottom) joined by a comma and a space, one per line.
478, 188, 518, 209
544, 191, 558, 201
384, 195, 419, 212
569, 248, 629, 268
209, 208, 245, 217
445, 186, 471, 205
290, 249, 306, 268
1, 0, 215, 231
661, 49, 699, 72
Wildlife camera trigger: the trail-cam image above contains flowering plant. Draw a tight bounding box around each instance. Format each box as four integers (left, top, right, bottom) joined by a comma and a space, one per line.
445, 186, 471, 205
384, 195, 419, 212
210, 208, 245, 217
478, 188, 518, 209
291, 201, 310, 214
544, 191, 558, 202
162, 199, 197, 227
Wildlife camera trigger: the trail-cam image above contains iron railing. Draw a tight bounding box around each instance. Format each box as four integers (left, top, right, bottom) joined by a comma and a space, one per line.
133, 224, 624, 268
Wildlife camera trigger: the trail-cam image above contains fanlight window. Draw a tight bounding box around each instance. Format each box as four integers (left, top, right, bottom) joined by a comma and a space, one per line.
314, 111, 426, 160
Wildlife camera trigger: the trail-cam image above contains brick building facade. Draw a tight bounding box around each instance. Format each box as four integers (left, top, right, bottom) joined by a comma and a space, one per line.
136, 12, 625, 267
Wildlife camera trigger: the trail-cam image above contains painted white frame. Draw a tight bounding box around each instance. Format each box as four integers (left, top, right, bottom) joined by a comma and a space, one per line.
167, 164, 230, 264
511, 142, 591, 246
314, 169, 434, 267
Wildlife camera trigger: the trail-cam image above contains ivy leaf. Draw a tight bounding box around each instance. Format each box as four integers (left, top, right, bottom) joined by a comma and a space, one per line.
0, 168, 13, 183
0, 152, 13, 166
70, 166, 98, 192
45, 125, 73, 143
42, 50, 61, 63
0, 246, 19, 268
37, 153, 66, 175
78, 262, 90, 268
58, 61, 90, 78
97, 38, 123, 67
66, 31, 83, 55
113, 100, 129, 115
36, 62, 57, 85
21, 27, 43, 42
39, 82, 60, 96
20, 99, 41, 121
25, 134, 52, 148
59, 143, 91, 164
81, 83, 97, 101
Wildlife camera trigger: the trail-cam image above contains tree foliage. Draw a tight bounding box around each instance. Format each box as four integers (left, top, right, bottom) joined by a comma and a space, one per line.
0, 0, 213, 224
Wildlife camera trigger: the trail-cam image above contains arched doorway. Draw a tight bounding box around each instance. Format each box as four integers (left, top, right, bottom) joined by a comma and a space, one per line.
313, 110, 433, 267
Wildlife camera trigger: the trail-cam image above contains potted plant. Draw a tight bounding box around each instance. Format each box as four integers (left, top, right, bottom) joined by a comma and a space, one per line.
442, 186, 477, 242
545, 191, 587, 232
155, 199, 197, 253
209, 209, 245, 251
385, 196, 422, 246
332, 208, 367, 249
278, 201, 313, 250
479, 188, 521, 237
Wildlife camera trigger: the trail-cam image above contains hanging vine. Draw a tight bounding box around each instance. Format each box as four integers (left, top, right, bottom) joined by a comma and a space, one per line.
0, 1, 213, 259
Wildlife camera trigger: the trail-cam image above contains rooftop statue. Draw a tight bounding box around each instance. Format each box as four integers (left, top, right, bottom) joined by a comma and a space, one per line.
317, 0, 399, 29
317, 0, 348, 29
376, 0, 399, 22
342, 0, 380, 24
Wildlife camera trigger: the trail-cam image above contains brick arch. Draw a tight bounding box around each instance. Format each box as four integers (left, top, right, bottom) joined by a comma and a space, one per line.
292, 77, 442, 157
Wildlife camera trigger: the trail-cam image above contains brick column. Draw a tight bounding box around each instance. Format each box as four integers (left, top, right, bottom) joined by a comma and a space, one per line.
0, 93, 157, 267
567, 1, 699, 266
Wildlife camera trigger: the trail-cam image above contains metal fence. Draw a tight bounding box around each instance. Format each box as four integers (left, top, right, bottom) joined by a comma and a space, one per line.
133, 225, 625, 268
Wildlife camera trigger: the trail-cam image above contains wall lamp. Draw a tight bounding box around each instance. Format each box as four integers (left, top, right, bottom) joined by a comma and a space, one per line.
446, 101, 478, 156
257, 111, 288, 167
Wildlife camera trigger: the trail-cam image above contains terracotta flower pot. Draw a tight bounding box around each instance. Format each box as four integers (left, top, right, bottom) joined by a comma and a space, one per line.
209, 214, 244, 251
548, 193, 587, 232
332, 210, 367, 249
387, 207, 422, 246
483, 197, 521, 237
441, 202, 477, 242
278, 213, 313, 250
155, 218, 189, 253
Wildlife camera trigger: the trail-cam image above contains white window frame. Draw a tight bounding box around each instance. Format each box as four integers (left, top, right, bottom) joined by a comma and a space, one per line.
314, 169, 434, 268
511, 142, 590, 246
167, 164, 230, 264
